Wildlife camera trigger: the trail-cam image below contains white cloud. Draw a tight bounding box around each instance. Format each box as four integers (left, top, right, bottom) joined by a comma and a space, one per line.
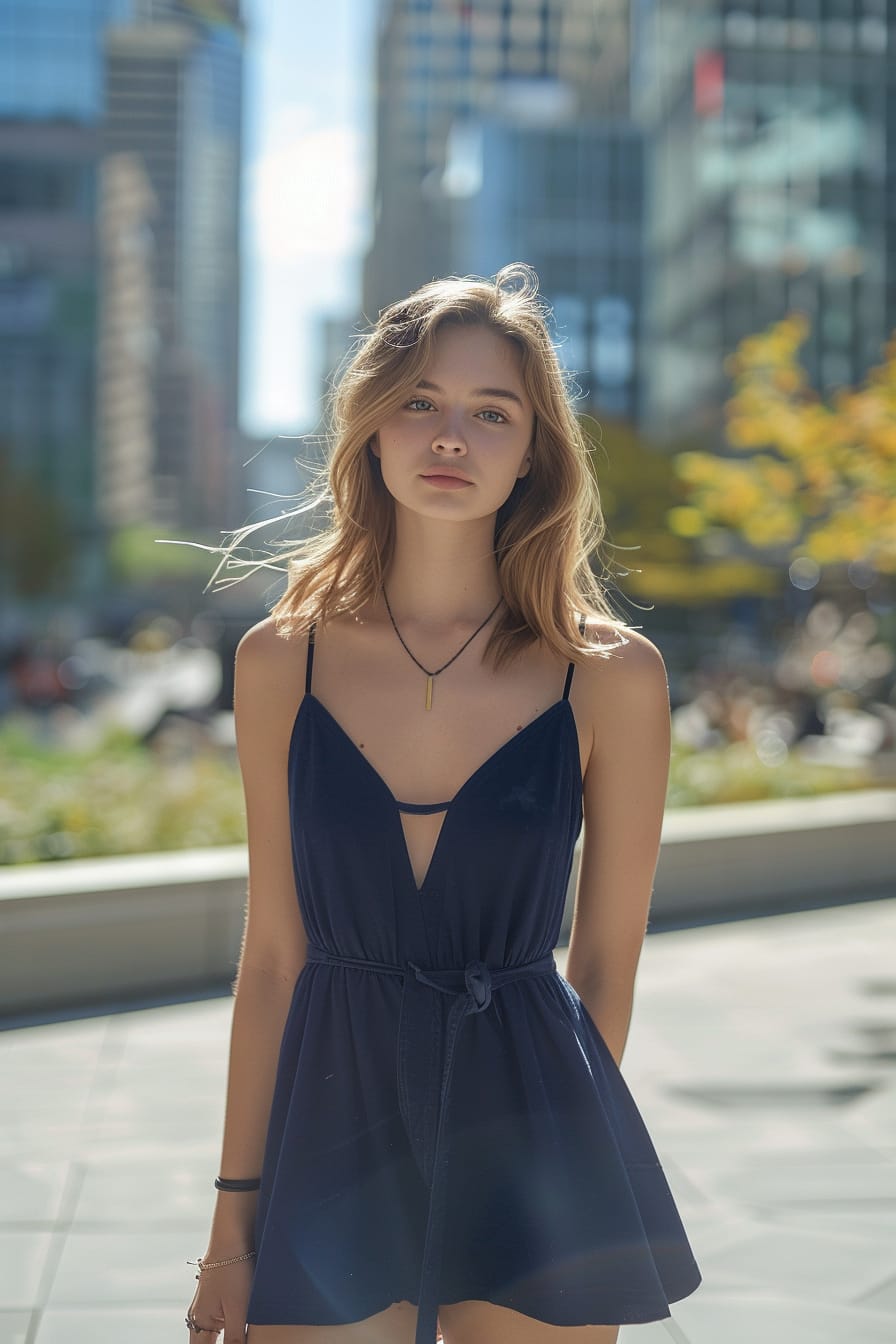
248, 103, 367, 265
242, 97, 372, 434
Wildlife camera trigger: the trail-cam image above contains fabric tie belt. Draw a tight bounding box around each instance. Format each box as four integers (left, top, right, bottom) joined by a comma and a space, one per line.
304, 945, 557, 1344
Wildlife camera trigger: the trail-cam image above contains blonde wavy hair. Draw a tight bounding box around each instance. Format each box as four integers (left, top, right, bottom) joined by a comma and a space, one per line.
199, 262, 631, 670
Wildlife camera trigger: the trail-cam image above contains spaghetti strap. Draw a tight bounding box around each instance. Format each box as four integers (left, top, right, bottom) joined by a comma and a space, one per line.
562, 613, 588, 701
305, 620, 317, 695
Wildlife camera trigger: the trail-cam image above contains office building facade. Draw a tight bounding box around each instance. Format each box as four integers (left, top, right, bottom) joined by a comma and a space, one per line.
102, 0, 245, 528
0, 0, 134, 597
632, 0, 893, 443
0, 0, 245, 605
362, 0, 638, 420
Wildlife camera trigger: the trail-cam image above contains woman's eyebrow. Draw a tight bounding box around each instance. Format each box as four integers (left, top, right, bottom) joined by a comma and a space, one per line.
414, 378, 524, 408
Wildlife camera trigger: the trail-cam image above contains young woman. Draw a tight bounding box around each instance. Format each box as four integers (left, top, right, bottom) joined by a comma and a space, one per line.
184, 263, 702, 1344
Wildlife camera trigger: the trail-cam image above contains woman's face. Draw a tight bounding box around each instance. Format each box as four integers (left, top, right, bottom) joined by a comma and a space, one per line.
370, 322, 535, 521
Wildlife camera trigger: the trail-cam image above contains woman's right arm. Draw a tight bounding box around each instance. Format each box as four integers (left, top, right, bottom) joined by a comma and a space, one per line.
198, 620, 309, 1260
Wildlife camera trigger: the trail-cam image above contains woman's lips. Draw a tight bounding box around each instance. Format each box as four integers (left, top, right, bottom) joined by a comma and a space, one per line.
421, 474, 472, 489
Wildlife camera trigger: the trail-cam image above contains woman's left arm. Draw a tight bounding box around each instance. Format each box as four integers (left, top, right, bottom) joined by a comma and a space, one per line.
564, 628, 672, 1069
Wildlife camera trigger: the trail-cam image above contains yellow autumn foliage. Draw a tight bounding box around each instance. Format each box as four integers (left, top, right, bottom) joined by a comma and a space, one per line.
671, 311, 896, 572
667, 505, 707, 538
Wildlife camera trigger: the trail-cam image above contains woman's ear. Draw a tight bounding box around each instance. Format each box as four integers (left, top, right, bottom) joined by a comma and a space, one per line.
518, 424, 536, 477
368, 433, 380, 461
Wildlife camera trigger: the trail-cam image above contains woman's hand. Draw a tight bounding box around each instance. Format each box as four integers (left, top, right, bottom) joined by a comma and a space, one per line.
185, 1251, 255, 1343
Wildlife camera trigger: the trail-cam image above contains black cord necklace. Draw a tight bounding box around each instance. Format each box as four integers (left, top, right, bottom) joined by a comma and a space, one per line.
381, 584, 504, 710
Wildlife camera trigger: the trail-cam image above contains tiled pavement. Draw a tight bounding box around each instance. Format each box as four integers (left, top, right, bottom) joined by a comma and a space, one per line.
2, 895, 895, 1343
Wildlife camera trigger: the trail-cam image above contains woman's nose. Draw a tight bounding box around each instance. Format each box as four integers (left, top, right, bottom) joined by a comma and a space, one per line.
431, 409, 468, 449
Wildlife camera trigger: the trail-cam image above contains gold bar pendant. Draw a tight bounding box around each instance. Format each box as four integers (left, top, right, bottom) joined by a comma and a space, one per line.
425, 674, 433, 710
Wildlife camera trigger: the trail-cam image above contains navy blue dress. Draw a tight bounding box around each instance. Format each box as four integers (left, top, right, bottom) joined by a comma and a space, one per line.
245, 619, 701, 1342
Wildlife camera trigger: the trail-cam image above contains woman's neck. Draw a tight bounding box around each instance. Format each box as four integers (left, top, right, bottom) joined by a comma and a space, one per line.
377, 516, 503, 629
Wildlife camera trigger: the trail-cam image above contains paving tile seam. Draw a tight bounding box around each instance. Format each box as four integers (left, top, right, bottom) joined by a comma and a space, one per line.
659, 1316, 695, 1342
29, 1162, 86, 1313
852, 1270, 896, 1302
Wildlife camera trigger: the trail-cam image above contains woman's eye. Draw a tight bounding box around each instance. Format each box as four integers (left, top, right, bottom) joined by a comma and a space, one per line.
404, 398, 506, 424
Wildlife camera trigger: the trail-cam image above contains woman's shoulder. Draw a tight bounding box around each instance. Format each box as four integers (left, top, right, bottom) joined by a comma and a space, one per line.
237, 614, 310, 664
234, 616, 313, 708
576, 617, 669, 716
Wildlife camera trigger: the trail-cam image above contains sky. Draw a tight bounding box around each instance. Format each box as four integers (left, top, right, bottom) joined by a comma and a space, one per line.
240, 0, 376, 437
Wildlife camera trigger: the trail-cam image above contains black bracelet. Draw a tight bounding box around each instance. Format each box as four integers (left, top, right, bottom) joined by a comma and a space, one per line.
215, 1175, 261, 1191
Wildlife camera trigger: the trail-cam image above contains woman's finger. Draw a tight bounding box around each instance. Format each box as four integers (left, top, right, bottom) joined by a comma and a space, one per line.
185, 1320, 220, 1335
185, 1298, 225, 1336
186, 1319, 223, 1336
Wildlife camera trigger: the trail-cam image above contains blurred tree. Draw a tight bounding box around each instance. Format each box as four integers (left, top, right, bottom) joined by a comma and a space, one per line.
0, 443, 75, 597
583, 413, 777, 604
669, 315, 896, 574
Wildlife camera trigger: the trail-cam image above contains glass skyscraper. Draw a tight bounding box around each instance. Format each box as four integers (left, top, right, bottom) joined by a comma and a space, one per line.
0, 0, 133, 122
103, 2, 245, 528
0, 0, 245, 607
362, 0, 635, 417
0, 0, 134, 600
632, 0, 893, 443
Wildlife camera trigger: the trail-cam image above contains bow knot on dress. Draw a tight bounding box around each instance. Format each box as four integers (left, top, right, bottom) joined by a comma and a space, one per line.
409, 958, 493, 1012
464, 960, 491, 1011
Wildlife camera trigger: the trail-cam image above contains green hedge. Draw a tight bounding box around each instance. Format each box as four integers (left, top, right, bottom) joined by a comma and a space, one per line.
0, 724, 246, 865
667, 740, 874, 807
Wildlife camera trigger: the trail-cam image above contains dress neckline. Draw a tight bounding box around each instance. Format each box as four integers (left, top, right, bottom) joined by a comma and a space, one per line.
290, 692, 582, 896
